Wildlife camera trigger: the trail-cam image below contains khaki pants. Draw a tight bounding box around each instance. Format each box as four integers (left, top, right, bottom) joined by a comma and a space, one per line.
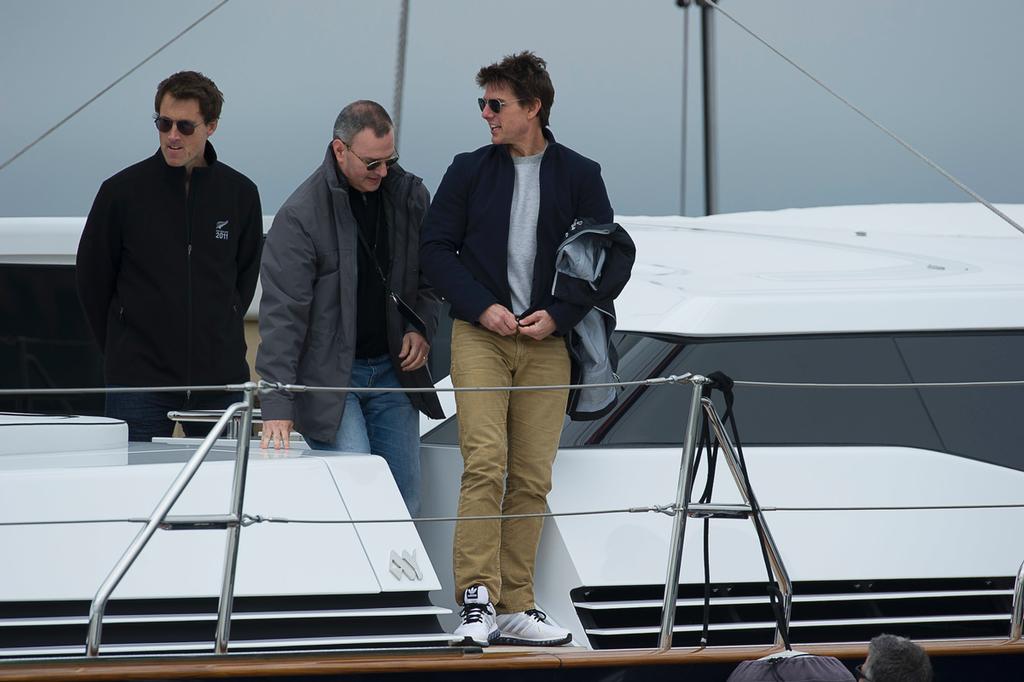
450, 319, 570, 613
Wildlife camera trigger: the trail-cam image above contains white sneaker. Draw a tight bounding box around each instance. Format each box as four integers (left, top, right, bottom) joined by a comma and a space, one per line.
452, 585, 498, 646
494, 608, 572, 646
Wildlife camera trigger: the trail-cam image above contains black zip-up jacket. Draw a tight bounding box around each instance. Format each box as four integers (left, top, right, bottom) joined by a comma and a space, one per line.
76, 142, 263, 387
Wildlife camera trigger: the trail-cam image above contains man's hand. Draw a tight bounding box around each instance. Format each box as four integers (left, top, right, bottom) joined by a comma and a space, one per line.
518, 309, 557, 340
479, 303, 519, 336
399, 331, 430, 371
261, 419, 294, 449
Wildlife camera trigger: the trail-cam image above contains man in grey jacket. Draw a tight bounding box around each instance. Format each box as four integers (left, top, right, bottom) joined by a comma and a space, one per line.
257, 100, 443, 515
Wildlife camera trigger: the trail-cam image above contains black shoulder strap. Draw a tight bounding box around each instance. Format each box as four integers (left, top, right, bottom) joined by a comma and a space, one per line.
696, 371, 792, 651
354, 199, 390, 288
353, 200, 428, 338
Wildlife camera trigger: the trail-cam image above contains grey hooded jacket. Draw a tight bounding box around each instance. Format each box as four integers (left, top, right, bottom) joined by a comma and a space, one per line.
257, 145, 444, 442
552, 219, 635, 420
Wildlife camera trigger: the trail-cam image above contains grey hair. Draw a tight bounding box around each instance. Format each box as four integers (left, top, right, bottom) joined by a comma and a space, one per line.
332, 100, 393, 143
864, 634, 932, 682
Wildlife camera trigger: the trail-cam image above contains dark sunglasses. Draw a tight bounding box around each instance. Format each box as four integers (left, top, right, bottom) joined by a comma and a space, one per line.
341, 140, 400, 171
477, 97, 529, 114
854, 664, 871, 681
153, 115, 202, 136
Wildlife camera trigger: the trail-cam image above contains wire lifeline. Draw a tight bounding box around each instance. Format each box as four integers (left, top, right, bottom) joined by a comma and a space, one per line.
733, 379, 1024, 389
0, 375, 694, 398
239, 506, 680, 527
3, 375, 1024, 398
0, 0, 231, 173
7, 502, 1024, 528
764, 503, 1024, 513
702, 0, 1024, 238
0, 518, 146, 527
0, 505, 680, 529
249, 500, 1024, 525
0, 384, 249, 397
261, 374, 696, 395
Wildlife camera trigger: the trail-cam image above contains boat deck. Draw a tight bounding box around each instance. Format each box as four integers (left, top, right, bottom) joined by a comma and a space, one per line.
2, 638, 1024, 681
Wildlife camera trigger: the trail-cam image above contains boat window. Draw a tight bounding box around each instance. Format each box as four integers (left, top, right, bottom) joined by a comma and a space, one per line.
0, 264, 104, 415
892, 334, 1024, 469
423, 331, 1024, 471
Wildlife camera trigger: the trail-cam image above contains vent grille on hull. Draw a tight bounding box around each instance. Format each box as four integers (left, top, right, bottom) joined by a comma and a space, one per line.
0, 592, 452, 658
572, 577, 1015, 650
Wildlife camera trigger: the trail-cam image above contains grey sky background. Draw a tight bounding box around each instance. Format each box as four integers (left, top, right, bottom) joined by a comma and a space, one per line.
1, 0, 1020, 218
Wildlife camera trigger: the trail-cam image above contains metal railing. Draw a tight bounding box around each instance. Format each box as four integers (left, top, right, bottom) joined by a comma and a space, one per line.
85, 383, 256, 656
701, 396, 792, 647
658, 378, 706, 649
657, 385, 793, 650
167, 408, 263, 440
1011, 559, 1024, 642
1, 373, 1022, 655
80, 373, 792, 656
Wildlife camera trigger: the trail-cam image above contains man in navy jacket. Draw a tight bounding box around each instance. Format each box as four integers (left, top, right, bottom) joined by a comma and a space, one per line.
420, 51, 613, 647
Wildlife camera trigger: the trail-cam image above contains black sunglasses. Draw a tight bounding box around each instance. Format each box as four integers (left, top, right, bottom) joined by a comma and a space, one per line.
854, 664, 871, 681
153, 115, 202, 136
341, 140, 400, 171
477, 97, 529, 114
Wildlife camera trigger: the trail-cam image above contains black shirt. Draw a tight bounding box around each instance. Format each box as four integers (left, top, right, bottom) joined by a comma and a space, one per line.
349, 187, 390, 358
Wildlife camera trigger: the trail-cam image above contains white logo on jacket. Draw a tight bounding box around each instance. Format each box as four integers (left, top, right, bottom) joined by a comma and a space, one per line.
215, 220, 230, 240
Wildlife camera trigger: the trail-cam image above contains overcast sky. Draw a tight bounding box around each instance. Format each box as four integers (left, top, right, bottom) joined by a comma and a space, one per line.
1, 0, 1021, 218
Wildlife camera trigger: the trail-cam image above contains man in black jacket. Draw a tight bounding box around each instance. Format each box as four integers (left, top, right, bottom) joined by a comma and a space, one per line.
76, 71, 263, 441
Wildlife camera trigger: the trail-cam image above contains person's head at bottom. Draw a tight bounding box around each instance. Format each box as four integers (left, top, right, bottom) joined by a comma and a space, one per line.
856, 633, 933, 682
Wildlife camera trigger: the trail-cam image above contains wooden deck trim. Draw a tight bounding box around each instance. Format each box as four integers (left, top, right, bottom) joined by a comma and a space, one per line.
2, 638, 1023, 681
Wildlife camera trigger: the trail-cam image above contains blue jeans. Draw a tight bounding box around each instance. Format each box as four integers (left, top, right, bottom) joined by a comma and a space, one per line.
305, 355, 422, 516
105, 389, 243, 442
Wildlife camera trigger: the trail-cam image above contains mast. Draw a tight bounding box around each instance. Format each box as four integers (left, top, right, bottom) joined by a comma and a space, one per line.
701, 0, 719, 215
676, 0, 718, 216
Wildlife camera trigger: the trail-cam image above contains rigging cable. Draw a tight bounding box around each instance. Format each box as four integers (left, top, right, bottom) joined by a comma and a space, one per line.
392, 0, 410, 148
702, 0, 1024, 237
0, 0, 231, 173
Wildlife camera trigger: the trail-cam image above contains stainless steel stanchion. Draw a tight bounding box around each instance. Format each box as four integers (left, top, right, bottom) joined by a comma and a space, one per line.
214, 382, 256, 654
658, 376, 708, 651
1011, 558, 1024, 642
86, 403, 247, 656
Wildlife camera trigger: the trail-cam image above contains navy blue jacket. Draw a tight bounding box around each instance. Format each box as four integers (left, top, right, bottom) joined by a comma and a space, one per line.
420, 129, 613, 334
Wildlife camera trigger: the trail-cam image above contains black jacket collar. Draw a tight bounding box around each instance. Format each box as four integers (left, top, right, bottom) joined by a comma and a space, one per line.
153, 141, 218, 179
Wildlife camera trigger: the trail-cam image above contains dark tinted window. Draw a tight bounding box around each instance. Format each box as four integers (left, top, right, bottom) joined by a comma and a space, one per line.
894, 334, 1024, 467
0, 264, 104, 415
425, 331, 1024, 471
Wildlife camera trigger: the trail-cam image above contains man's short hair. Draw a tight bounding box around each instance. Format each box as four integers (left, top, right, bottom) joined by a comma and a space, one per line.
333, 101, 394, 143
154, 71, 224, 123
476, 51, 555, 128
864, 634, 933, 682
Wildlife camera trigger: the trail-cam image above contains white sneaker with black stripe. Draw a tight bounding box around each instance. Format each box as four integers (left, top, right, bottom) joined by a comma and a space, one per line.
494, 608, 573, 646
453, 585, 498, 646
